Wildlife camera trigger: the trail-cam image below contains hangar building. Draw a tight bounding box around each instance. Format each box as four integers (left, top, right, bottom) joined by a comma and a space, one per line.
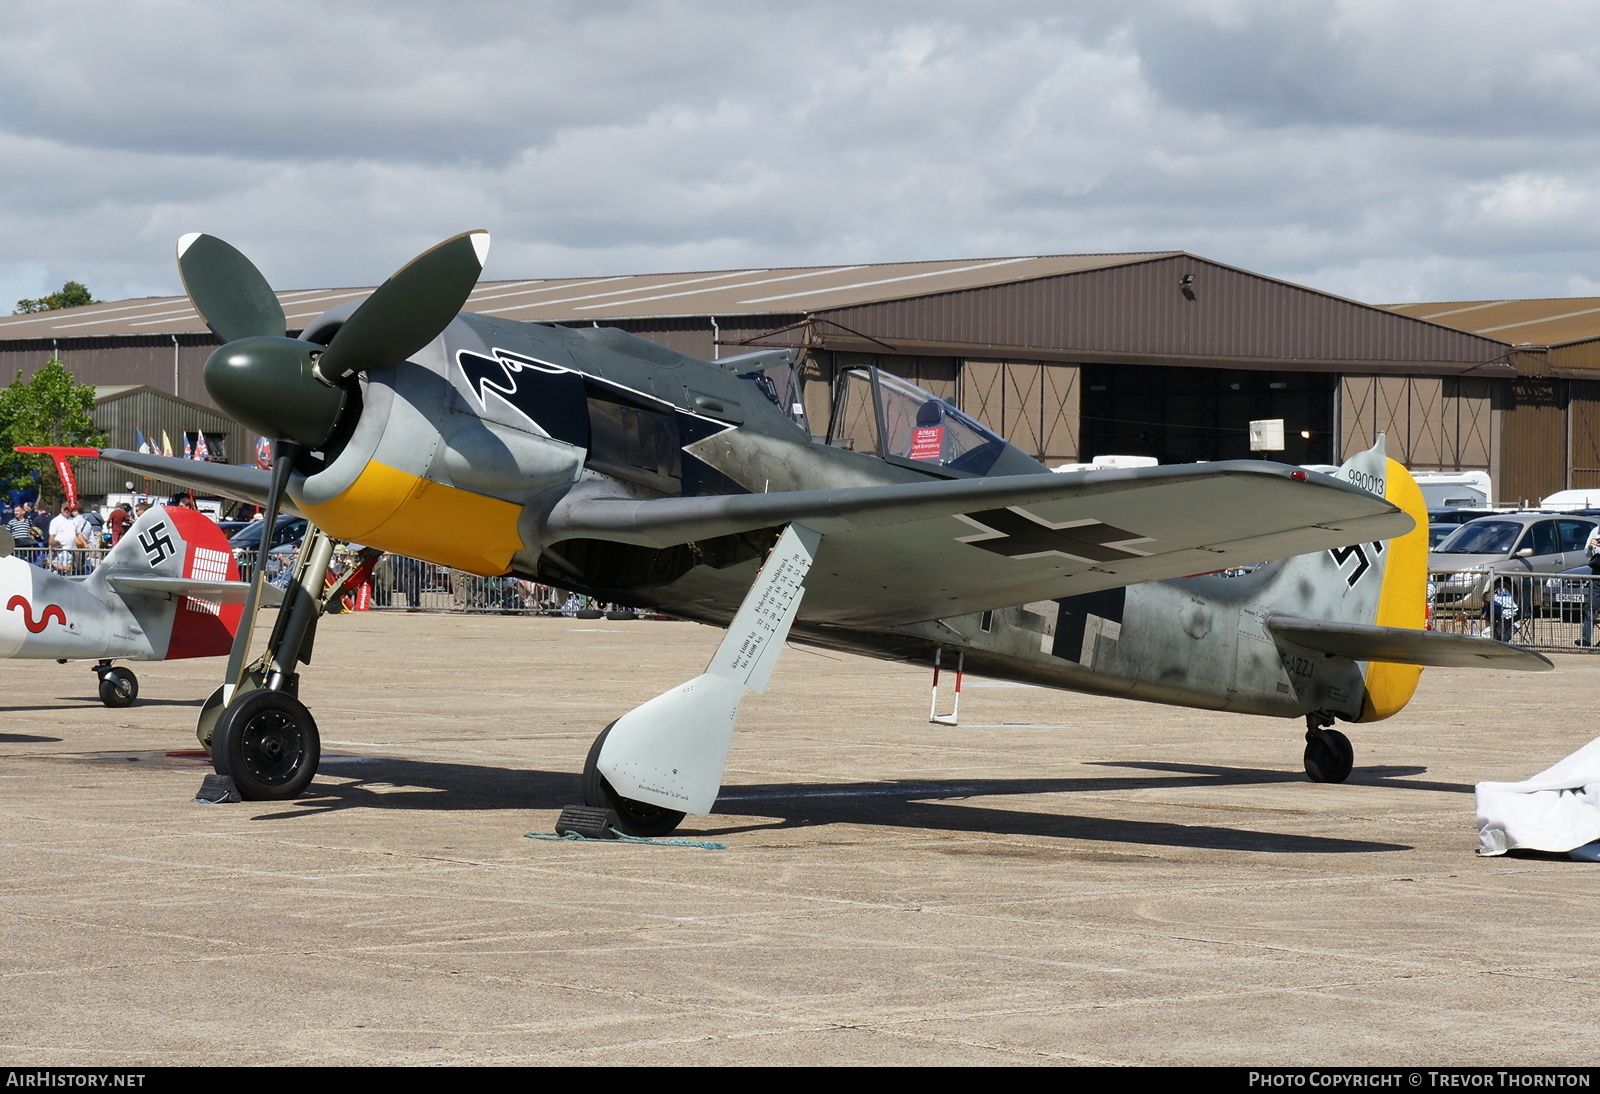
0, 251, 1577, 503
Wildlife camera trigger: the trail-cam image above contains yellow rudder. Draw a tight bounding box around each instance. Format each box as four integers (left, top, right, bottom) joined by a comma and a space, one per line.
1356, 456, 1429, 721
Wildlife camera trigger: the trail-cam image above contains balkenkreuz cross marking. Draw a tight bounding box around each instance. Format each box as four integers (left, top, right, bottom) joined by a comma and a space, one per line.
954, 507, 1153, 562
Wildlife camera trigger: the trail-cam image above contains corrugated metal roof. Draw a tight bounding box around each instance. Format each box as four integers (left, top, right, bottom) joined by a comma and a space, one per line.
1382, 297, 1600, 347
820, 255, 1513, 372
0, 253, 1176, 338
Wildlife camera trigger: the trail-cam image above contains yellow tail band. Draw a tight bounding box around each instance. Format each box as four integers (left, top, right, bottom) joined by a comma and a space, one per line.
1357, 456, 1428, 721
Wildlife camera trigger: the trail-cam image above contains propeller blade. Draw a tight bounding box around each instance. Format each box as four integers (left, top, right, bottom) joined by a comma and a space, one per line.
222, 442, 298, 697
177, 234, 286, 343
315, 230, 489, 383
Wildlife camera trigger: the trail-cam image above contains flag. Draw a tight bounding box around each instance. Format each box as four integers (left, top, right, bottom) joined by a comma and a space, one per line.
256, 436, 272, 469
193, 432, 210, 461
161, 430, 174, 458
135, 428, 151, 454
182, 433, 192, 459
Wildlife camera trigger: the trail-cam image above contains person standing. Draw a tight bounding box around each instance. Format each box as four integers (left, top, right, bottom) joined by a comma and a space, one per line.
1581, 526, 1600, 648
108, 502, 131, 544
6, 505, 35, 553
48, 503, 80, 575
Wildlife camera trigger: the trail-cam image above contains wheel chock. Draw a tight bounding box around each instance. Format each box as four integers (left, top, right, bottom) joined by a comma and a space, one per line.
555, 804, 620, 839
194, 773, 241, 804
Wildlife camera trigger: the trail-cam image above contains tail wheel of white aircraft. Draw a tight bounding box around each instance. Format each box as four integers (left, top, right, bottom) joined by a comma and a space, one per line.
212, 689, 321, 801
581, 723, 686, 838
96, 666, 138, 708
1303, 728, 1354, 784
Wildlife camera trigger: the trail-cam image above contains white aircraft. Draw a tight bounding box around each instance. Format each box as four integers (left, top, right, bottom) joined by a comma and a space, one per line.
0, 504, 252, 705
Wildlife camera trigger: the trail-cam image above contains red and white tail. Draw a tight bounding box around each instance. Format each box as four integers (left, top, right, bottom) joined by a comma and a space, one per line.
90, 506, 246, 659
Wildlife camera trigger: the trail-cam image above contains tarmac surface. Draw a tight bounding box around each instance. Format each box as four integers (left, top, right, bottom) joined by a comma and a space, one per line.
1, 610, 1596, 1067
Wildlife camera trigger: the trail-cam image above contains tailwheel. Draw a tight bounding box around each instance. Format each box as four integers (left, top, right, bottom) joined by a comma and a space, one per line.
212, 689, 320, 801
1303, 726, 1354, 783
95, 664, 138, 708
582, 723, 685, 837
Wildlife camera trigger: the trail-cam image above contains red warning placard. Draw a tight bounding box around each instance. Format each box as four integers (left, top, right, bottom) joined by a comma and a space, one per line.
908, 427, 944, 461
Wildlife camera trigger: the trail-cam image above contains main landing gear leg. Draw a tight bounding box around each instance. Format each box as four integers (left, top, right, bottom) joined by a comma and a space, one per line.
201, 528, 382, 802
581, 523, 821, 836
1302, 712, 1354, 784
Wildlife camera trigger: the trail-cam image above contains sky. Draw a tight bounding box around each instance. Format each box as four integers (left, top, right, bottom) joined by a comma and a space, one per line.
4, 0, 1600, 311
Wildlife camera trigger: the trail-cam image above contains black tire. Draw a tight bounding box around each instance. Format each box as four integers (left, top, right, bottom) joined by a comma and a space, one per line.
211, 689, 320, 801
581, 722, 686, 837
1304, 728, 1355, 784
97, 668, 138, 708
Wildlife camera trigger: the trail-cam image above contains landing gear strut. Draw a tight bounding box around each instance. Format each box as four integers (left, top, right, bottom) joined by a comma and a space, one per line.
93, 661, 138, 708
582, 723, 686, 837
1303, 714, 1354, 783
198, 520, 382, 802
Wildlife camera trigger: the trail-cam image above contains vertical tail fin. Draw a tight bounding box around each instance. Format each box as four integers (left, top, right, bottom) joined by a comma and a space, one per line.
91, 505, 244, 659
1260, 436, 1430, 720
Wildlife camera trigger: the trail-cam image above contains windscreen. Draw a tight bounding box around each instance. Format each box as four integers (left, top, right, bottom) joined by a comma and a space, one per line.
1435, 520, 1521, 555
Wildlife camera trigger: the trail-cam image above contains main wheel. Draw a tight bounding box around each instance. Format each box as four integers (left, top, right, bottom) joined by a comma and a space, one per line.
97, 667, 138, 708
211, 689, 320, 801
1304, 727, 1355, 783
581, 723, 686, 837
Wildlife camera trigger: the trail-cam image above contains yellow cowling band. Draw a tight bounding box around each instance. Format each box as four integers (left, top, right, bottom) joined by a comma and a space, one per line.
298, 461, 524, 577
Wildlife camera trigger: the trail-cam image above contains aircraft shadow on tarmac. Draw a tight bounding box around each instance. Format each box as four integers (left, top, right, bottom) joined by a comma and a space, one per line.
0, 698, 206, 712
249, 755, 1419, 854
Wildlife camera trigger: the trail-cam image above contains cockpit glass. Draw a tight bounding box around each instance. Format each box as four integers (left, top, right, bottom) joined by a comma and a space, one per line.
738, 360, 809, 433
827, 367, 1006, 475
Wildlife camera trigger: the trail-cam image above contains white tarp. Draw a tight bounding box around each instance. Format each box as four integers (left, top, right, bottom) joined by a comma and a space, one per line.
1475, 736, 1600, 856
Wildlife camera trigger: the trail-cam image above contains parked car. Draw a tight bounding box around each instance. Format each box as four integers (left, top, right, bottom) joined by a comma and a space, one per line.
1540, 564, 1600, 621
1429, 513, 1600, 612
229, 516, 308, 574
1428, 507, 1501, 549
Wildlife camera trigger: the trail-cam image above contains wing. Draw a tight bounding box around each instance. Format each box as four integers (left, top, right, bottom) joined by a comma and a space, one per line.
1265, 614, 1553, 671
96, 449, 277, 508
545, 461, 1413, 626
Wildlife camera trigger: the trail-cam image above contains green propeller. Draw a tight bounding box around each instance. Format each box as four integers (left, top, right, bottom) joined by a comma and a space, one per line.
177, 233, 286, 343
181, 230, 489, 453
315, 230, 491, 384
175, 229, 490, 709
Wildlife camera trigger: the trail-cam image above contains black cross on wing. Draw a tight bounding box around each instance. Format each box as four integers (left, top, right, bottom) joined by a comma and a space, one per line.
955, 507, 1153, 562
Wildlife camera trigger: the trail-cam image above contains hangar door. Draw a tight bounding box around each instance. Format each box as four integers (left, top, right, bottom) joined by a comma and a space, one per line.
1339, 376, 1491, 472
1076, 364, 1335, 466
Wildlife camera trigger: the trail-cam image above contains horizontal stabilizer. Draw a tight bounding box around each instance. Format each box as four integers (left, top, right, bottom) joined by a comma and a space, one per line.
106, 575, 283, 606
1265, 614, 1553, 671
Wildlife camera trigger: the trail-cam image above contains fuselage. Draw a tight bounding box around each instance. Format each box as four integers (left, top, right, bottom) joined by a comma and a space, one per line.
281, 312, 1409, 725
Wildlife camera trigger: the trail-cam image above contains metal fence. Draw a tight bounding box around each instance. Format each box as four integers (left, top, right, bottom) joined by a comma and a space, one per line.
9, 546, 105, 575
242, 553, 638, 617
1429, 569, 1600, 651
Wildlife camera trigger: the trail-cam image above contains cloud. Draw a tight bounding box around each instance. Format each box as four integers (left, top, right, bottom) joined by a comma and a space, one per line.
2, 1, 1598, 307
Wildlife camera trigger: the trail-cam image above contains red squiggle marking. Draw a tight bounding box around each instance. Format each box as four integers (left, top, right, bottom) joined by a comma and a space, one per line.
7, 595, 66, 634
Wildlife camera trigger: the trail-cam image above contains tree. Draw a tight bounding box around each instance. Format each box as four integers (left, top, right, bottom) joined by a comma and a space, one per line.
0, 359, 104, 508
15, 281, 99, 314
